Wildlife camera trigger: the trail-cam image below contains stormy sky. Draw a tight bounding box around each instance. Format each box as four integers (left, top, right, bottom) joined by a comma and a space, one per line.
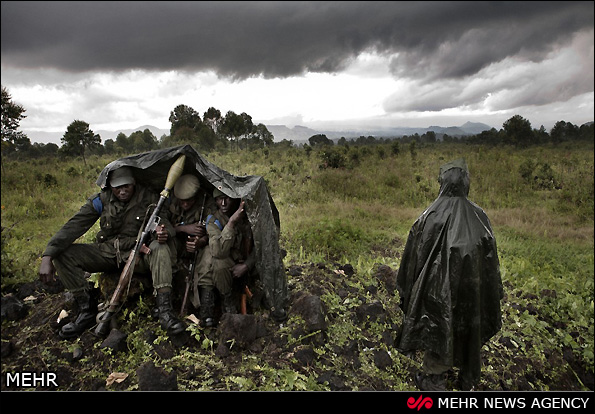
1, 1, 593, 144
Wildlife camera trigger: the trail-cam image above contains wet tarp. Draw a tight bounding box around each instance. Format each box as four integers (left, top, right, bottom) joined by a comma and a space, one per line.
96, 144, 288, 319
396, 158, 503, 385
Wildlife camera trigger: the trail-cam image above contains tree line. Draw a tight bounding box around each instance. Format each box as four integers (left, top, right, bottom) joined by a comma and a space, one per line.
2, 85, 593, 166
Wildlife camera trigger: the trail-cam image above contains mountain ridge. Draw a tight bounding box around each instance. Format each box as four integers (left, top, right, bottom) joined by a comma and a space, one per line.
24, 122, 494, 146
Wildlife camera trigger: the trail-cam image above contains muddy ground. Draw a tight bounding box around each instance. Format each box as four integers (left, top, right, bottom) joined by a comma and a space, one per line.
1, 261, 592, 392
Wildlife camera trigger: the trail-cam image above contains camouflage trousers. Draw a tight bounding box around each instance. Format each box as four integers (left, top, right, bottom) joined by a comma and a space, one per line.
53, 240, 174, 293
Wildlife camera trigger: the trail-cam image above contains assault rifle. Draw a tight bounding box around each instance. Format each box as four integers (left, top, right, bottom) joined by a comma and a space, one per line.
179, 192, 207, 316
94, 155, 186, 337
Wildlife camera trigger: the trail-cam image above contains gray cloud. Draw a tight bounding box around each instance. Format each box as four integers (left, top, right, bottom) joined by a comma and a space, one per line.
2, 1, 593, 82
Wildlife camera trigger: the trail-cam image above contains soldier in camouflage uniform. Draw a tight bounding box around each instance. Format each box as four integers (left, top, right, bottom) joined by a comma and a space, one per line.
38, 166, 185, 338
168, 174, 216, 324
195, 189, 256, 324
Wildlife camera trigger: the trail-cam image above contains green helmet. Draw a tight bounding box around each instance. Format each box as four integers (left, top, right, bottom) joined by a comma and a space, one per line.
174, 174, 200, 199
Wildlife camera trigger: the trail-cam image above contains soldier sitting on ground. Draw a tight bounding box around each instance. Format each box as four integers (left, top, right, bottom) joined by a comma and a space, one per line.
38, 166, 186, 339
168, 174, 217, 318
195, 189, 256, 326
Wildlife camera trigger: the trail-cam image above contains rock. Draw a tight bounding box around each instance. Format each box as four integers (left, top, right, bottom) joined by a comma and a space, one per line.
373, 264, 397, 291
1, 294, 28, 321
291, 292, 327, 331
137, 361, 178, 391
217, 313, 268, 350
373, 349, 392, 370
1, 340, 14, 358
294, 346, 316, 367
339, 264, 355, 276
100, 329, 128, 353
355, 301, 384, 323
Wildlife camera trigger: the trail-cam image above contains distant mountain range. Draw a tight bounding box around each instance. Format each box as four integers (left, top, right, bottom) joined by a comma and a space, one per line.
266, 121, 494, 143
25, 122, 494, 146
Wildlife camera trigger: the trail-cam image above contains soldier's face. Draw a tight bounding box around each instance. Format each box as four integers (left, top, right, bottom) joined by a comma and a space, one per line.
179, 197, 196, 212
216, 195, 232, 215
111, 184, 135, 202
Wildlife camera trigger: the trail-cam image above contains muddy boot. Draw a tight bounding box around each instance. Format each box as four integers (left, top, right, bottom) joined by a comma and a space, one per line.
157, 290, 186, 335
414, 371, 447, 391
60, 290, 97, 339
199, 287, 215, 327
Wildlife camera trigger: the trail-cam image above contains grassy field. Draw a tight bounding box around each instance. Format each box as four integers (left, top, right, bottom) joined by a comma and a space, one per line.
1, 140, 593, 390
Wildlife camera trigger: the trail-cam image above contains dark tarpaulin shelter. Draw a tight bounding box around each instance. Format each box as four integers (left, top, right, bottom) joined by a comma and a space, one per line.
395, 158, 503, 387
96, 144, 288, 320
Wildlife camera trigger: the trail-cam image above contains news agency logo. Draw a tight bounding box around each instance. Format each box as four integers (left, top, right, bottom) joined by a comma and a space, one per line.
407, 395, 434, 410
5, 372, 58, 388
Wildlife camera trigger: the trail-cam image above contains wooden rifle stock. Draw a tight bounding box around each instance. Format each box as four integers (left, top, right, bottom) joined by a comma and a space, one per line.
94, 155, 186, 337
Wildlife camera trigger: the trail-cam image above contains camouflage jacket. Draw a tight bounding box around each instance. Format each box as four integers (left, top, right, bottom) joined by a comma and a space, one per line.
43, 184, 174, 264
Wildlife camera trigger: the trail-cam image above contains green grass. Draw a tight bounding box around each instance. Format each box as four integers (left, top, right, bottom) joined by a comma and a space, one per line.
1, 141, 593, 388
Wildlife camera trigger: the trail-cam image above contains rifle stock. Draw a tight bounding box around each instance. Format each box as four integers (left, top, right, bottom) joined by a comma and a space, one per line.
95, 154, 186, 337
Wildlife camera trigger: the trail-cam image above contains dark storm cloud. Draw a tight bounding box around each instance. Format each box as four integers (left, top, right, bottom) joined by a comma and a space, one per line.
2, 1, 593, 81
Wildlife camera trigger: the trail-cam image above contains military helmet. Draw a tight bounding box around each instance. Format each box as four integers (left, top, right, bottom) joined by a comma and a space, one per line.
109, 166, 135, 187
213, 188, 227, 198
174, 174, 201, 200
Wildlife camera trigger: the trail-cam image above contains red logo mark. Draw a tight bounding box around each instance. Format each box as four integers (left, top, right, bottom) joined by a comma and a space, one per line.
407, 395, 433, 410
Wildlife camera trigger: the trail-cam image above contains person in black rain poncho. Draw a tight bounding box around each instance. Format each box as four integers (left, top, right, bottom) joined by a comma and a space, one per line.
396, 158, 503, 391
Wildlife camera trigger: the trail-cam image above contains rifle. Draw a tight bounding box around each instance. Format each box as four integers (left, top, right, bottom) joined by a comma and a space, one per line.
94, 154, 186, 337
179, 192, 207, 316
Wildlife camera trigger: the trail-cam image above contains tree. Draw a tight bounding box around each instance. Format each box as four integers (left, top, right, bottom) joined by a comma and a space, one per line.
308, 134, 333, 147
550, 120, 579, 144
169, 104, 202, 136
130, 129, 158, 152
203, 107, 222, 134
104, 139, 117, 154
502, 115, 534, 147
220, 110, 252, 151
61, 120, 101, 165
115, 132, 133, 153
244, 123, 274, 149
1, 86, 30, 173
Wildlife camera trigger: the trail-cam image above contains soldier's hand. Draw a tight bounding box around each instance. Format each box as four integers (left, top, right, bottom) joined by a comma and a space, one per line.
140, 244, 151, 255
231, 262, 248, 278
195, 223, 206, 238
39, 256, 56, 283
229, 200, 245, 226
186, 235, 198, 253
156, 224, 168, 243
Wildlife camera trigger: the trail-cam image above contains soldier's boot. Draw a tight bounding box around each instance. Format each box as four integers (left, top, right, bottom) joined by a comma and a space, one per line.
199, 287, 215, 327
60, 290, 97, 339
157, 290, 186, 335
221, 292, 237, 314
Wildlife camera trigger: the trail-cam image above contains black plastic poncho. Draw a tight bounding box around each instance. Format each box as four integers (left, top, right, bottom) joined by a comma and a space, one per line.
96, 145, 288, 320
396, 159, 503, 384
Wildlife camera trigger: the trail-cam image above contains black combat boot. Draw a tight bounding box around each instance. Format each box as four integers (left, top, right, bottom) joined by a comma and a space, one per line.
157, 290, 186, 335
60, 290, 97, 339
199, 287, 215, 327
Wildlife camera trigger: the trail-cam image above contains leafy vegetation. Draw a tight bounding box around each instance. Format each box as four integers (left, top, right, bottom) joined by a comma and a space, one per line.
1, 136, 592, 391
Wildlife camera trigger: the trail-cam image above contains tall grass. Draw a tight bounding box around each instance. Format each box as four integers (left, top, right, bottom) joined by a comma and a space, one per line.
1, 140, 593, 383
2, 142, 592, 283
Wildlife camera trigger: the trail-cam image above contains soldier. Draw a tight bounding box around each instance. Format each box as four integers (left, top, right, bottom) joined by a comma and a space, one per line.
396, 158, 503, 391
38, 166, 186, 338
195, 189, 256, 325
168, 174, 216, 320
